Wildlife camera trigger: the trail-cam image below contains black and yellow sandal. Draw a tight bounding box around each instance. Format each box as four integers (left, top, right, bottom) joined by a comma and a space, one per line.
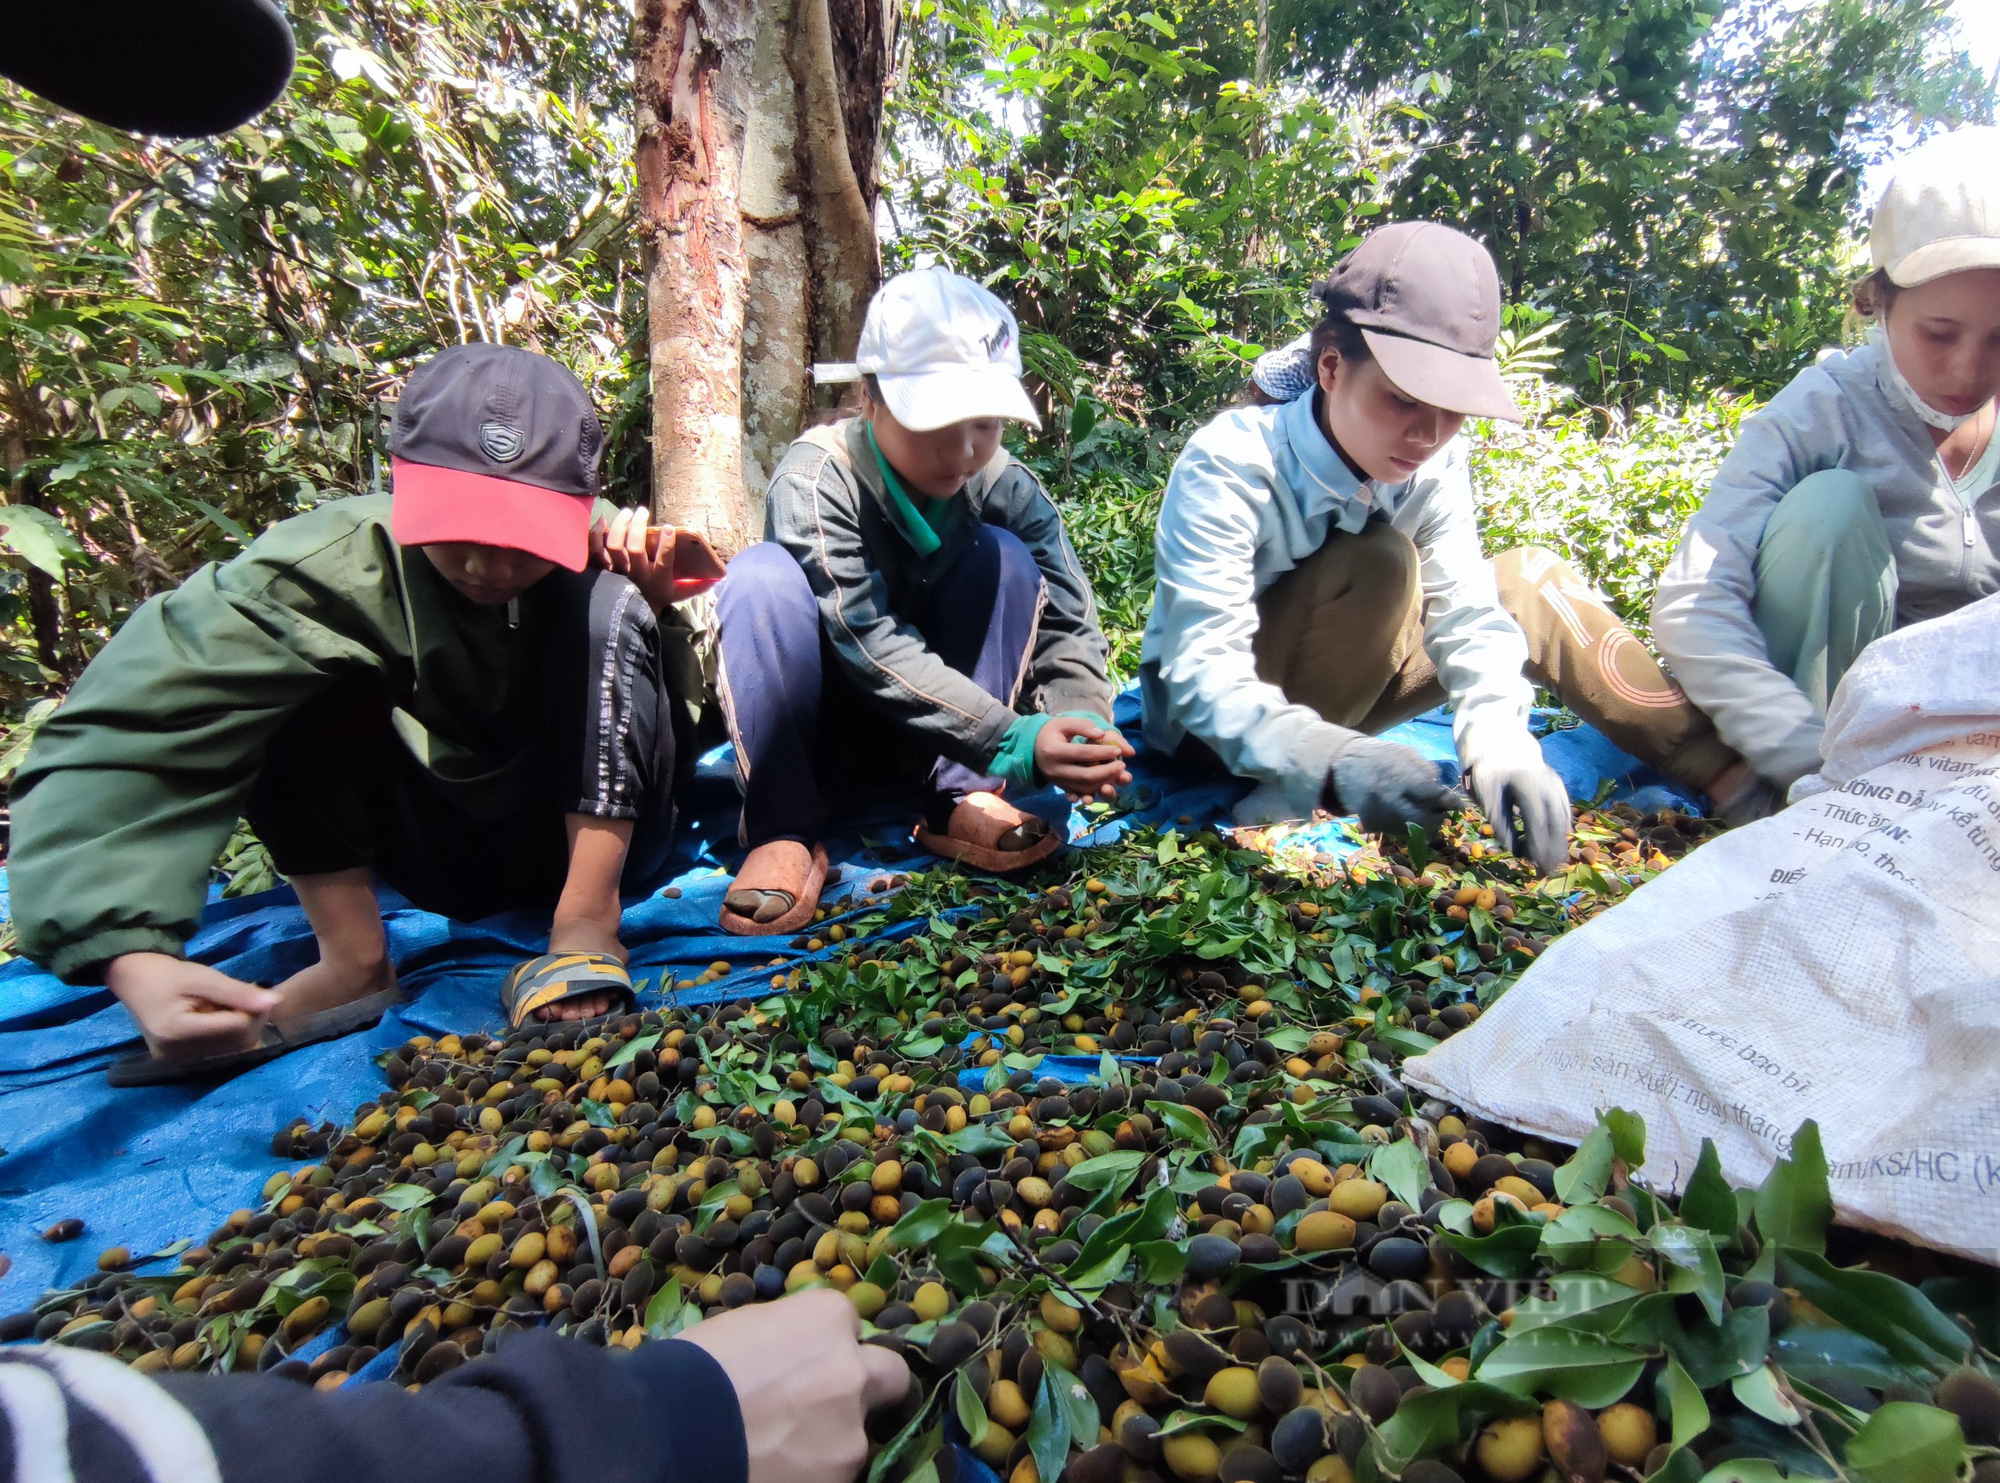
501, 952, 635, 1030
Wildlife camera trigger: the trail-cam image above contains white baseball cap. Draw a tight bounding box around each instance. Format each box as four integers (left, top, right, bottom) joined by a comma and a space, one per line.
814, 267, 1042, 431
1870, 126, 2000, 287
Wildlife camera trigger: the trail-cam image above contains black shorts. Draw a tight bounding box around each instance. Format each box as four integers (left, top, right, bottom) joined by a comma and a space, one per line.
246, 569, 686, 920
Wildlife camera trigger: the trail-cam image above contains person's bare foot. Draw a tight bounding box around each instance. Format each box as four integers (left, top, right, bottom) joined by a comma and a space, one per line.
268, 951, 398, 1026
541, 912, 627, 1021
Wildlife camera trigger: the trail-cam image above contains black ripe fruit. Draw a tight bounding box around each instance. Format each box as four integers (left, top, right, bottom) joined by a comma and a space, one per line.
1937, 1367, 2000, 1446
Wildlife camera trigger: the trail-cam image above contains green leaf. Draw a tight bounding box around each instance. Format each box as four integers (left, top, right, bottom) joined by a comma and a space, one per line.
188, 497, 252, 545
1843, 1402, 1966, 1483
1604, 1107, 1646, 1168
1694, 1464, 1788, 1483
890, 1199, 954, 1250
1045, 1361, 1098, 1449
1475, 1326, 1646, 1404
1441, 1203, 1547, 1278
1026, 1360, 1072, 1483
373, 1183, 433, 1212
0, 506, 81, 577
1651, 1223, 1726, 1324
1752, 1121, 1830, 1255
1153, 1103, 1214, 1148
955, 1366, 990, 1448
1553, 1122, 1615, 1205
1777, 1249, 1972, 1371
1729, 1366, 1801, 1427
1153, 1411, 1248, 1438
603, 1031, 661, 1072
1366, 1138, 1427, 1210
644, 1277, 689, 1338
1537, 1202, 1641, 1274
1664, 1351, 1710, 1454
1063, 1243, 1131, 1293
1065, 1150, 1145, 1193
1135, 1239, 1188, 1285
1678, 1140, 1738, 1244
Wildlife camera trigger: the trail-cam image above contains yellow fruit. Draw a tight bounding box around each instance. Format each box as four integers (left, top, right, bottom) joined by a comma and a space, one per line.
845, 1282, 887, 1320
1162, 1433, 1222, 1482
1203, 1367, 1262, 1420
1304, 1459, 1355, 1483
989, 1379, 1033, 1429
1492, 1175, 1544, 1207
1288, 1158, 1334, 1196
1441, 1142, 1479, 1179
911, 1281, 951, 1323
1596, 1402, 1658, 1466
1294, 1211, 1358, 1253
1609, 1253, 1659, 1291
1033, 1327, 1079, 1372
1470, 1192, 1527, 1235
1325, 1180, 1386, 1221
281, 1295, 330, 1341
1473, 1414, 1547, 1482
509, 1232, 546, 1269
975, 1423, 1016, 1469
1041, 1291, 1083, 1333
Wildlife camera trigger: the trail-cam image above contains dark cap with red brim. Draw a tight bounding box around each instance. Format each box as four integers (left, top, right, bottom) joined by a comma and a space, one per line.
1315, 222, 1524, 424
389, 344, 604, 573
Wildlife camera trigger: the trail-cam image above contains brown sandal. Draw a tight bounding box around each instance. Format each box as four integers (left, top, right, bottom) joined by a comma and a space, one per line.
720, 840, 830, 936
913, 790, 1062, 873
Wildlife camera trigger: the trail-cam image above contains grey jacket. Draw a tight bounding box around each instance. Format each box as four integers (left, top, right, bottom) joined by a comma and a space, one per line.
761, 417, 1113, 767
1653, 337, 2000, 785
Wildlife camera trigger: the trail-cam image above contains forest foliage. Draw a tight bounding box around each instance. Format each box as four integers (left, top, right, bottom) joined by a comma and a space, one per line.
0, 0, 1990, 733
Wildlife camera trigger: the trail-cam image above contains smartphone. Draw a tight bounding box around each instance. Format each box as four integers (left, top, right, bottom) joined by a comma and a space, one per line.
598, 516, 728, 601
666, 527, 726, 588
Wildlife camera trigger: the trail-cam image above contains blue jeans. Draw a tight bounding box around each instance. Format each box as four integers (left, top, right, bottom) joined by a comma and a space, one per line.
715, 525, 1044, 848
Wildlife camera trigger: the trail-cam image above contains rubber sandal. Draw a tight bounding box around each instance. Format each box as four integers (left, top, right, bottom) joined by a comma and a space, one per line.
720, 841, 830, 937
107, 987, 400, 1088
913, 790, 1062, 874
501, 952, 636, 1030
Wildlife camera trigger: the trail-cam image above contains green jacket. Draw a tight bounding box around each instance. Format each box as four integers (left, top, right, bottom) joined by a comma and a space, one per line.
11, 494, 581, 984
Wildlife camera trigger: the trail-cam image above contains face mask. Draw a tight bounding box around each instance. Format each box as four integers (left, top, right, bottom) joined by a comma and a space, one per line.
1869, 324, 1978, 432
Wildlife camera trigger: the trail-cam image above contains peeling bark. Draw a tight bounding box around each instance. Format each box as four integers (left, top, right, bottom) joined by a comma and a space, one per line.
635, 0, 759, 555
636, 0, 888, 544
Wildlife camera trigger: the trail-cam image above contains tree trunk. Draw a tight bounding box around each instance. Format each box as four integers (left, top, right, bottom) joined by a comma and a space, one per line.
638, 0, 889, 556
635, 0, 758, 556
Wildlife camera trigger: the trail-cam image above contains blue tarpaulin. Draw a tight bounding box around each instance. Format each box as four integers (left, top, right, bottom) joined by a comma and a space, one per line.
0, 691, 1695, 1312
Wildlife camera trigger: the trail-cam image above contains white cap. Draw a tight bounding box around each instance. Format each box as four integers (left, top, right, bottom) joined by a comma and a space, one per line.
1870, 126, 2000, 287
813, 267, 1041, 431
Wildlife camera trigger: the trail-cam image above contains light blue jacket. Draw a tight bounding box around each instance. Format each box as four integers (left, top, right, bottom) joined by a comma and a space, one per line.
1140, 389, 1535, 812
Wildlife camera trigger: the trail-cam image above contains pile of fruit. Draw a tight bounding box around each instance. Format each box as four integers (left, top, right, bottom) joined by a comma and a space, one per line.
9, 804, 1998, 1483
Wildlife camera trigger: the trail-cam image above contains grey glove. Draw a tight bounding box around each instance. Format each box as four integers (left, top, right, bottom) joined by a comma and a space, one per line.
1468, 757, 1572, 875
1323, 736, 1466, 836
1712, 769, 1783, 825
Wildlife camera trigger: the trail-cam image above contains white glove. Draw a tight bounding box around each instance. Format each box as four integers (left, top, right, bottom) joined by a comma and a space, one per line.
1465, 739, 1572, 875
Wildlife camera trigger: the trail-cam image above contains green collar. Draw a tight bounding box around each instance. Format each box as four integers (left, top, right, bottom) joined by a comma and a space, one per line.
865, 421, 945, 557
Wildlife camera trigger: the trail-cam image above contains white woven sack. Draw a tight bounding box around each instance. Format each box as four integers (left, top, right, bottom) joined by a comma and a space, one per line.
1402, 592, 2000, 1260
